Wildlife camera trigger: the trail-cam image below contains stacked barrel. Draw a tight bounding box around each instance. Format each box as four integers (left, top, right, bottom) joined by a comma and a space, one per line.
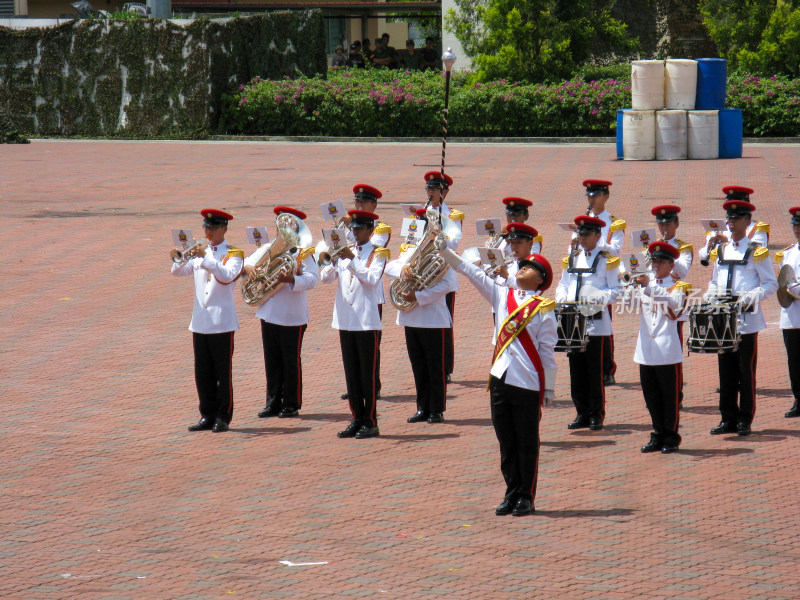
616, 58, 743, 160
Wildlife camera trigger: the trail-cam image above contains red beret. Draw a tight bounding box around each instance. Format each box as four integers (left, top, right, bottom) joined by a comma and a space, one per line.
583, 179, 612, 189
502, 197, 532, 209
648, 241, 679, 261
274, 206, 307, 220
506, 222, 539, 240
353, 184, 382, 201
201, 208, 233, 225
518, 253, 553, 292
574, 215, 607, 230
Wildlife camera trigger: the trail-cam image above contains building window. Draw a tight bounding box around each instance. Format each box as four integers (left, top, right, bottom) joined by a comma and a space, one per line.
324, 17, 347, 55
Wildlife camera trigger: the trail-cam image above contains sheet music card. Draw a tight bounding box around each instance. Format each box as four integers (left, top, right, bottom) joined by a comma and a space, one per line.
320, 199, 346, 222
400, 217, 425, 244
475, 218, 502, 237
246, 226, 270, 246
172, 229, 193, 246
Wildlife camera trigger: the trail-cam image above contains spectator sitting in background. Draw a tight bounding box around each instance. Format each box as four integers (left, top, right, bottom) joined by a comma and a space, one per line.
370, 37, 392, 67
347, 43, 365, 68
361, 38, 371, 59
420, 37, 439, 71
400, 39, 421, 70
331, 45, 346, 67
381, 33, 398, 68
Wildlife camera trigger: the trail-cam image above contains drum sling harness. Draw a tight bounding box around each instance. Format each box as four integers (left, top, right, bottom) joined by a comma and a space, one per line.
568, 250, 605, 302
718, 241, 758, 298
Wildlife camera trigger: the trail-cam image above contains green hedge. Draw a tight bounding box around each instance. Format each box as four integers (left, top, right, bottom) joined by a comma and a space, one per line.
219, 69, 800, 137
0, 13, 327, 138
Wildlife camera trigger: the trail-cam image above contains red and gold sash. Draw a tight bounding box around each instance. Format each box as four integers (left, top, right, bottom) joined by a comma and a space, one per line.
490, 290, 547, 394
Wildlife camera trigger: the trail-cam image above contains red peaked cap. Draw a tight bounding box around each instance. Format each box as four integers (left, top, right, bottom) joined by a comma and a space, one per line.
789, 206, 800, 225
574, 215, 606, 231
648, 241, 679, 261
518, 253, 553, 292
503, 197, 532, 209
583, 179, 612, 190
722, 185, 754, 200
723, 200, 756, 217
651, 205, 681, 223
424, 171, 454, 187
201, 208, 233, 225
347, 209, 379, 226
506, 222, 539, 240
353, 184, 382, 201
414, 208, 429, 219
274, 206, 307, 220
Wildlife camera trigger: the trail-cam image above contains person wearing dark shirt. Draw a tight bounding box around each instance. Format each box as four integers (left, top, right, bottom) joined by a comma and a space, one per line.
420, 37, 438, 70
400, 39, 421, 70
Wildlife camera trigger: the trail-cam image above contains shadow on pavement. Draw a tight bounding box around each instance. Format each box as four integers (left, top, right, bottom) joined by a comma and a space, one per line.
537, 508, 636, 519
232, 427, 313, 436
380, 433, 460, 442
678, 447, 755, 458
442, 418, 493, 427
542, 439, 616, 449
680, 405, 719, 415
379, 394, 417, 404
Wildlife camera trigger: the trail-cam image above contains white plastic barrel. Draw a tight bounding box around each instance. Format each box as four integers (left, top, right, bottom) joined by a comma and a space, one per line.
631, 60, 665, 110
688, 110, 719, 159
623, 109, 656, 160
655, 110, 688, 160
665, 59, 697, 109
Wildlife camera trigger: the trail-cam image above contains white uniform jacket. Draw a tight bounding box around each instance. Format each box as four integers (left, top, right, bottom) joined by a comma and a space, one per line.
385, 246, 458, 328
456, 261, 557, 392
628, 276, 690, 365
777, 243, 800, 329
244, 246, 319, 326
555, 249, 623, 336
698, 220, 770, 263
346, 221, 391, 305
664, 236, 694, 280
171, 241, 243, 334
569, 209, 625, 257
705, 241, 778, 334
320, 242, 388, 331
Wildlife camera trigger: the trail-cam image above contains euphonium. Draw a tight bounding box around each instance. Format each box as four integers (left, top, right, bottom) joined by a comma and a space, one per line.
172, 239, 206, 265
241, 213, 313, 306
389, 207, 462, 311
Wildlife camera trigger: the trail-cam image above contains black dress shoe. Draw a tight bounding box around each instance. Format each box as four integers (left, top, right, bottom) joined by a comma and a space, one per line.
278, 408, 299, 418
785, 402, 800, 418
258, 406, 280, 418
512, 498, 533, 516
641, 440, 661, 453
355, 425, 380, 439
710, 421, 737, 434
495, 499, 514, 515
661, 444, 679, 453
188, 418, 214, 431
567, 416, 590, 430
604, 374, 615, 385
589, 417, 603, 431
716, 386, 721, 393
337, 422, 361, 438
427, 412, 444, 423
212, 419, 229, 433
446, 374, 452, 384
737, 421, 752, 436
407, 411, 429, 423
341, 392, 349, 400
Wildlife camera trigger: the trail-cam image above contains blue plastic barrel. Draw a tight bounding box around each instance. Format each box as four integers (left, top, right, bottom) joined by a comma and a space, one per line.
616, 109, 627, 159
718, 108, 743, 158
695, 58, 727, 109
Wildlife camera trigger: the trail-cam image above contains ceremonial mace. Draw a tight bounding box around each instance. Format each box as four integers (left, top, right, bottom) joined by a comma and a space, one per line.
439, 47, 456, 180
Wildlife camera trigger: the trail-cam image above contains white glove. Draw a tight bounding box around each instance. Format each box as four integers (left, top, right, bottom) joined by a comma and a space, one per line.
542, 390, 554, 408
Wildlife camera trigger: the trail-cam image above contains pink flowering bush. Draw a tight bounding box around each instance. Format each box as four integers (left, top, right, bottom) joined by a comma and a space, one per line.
727, 74, 800, 136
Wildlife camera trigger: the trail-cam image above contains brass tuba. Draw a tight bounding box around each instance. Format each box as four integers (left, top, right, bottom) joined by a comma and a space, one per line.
389, 207, 462, 311
241, 213, 313, 306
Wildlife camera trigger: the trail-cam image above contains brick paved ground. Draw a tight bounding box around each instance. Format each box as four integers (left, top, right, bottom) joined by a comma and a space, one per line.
2, 139, 800, 599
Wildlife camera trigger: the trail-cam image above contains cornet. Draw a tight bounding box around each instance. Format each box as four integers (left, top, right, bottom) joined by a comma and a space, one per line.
171, 239, 206, 265
314, 240, 353, 267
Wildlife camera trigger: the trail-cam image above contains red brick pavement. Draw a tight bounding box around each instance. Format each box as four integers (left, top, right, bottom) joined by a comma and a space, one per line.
2, 140, 800, 599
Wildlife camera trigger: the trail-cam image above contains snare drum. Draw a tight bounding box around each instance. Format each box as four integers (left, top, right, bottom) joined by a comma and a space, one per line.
686, 302, 741, 353
555, 303, 588, 352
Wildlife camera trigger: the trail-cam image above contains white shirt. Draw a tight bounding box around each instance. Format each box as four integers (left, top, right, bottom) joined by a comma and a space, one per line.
345, 222, 391, 304
627, 275, 687, 365
171, 240, 243, 334
705, 240, 778, 334
244, 246, 319, 326
385, 248, 458, 328
664, 236, 694, 280
698, 220, 769, 262
455, 261, 557, 392
778, 243, 800, 329
555, 249, 623, 336
320, 242, 387, 331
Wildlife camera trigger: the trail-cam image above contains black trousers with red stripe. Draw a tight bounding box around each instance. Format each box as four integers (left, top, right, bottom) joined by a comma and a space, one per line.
783, 328, 800, 402
261, 321, 306, 412
340, 329, 379, 427
717, 332, 758, 425
490, 374, 542, 503
444, 291, 456, 375
193, 331, 234, 424
568, 335, 606, 421
639, 363, 681, 447
404, 326, 447, 414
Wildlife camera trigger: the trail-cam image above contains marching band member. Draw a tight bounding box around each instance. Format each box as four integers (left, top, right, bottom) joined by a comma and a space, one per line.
340, 184, 391, 402
705, 199, 778, 436
627, 242, 691, 454
171, 209, 244, 433
495, 223, 540, 288
557, 215, 623, 431
570, 180, 625, 385
496, 197, 541, 255
777, 207, 800, 418
699, 186, 770, 265
653, 204, 693, 404
424, 171, 464, 383
244, 206, 318, 419
321, 210, 389, 439
385, 208, 459, 424
439, 245, 556, 516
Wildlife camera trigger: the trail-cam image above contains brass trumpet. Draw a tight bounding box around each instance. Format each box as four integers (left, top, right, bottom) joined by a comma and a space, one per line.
171, 239, 206, 265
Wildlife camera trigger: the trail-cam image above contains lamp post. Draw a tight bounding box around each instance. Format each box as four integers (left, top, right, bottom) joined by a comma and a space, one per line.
440, 47, 456, 180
